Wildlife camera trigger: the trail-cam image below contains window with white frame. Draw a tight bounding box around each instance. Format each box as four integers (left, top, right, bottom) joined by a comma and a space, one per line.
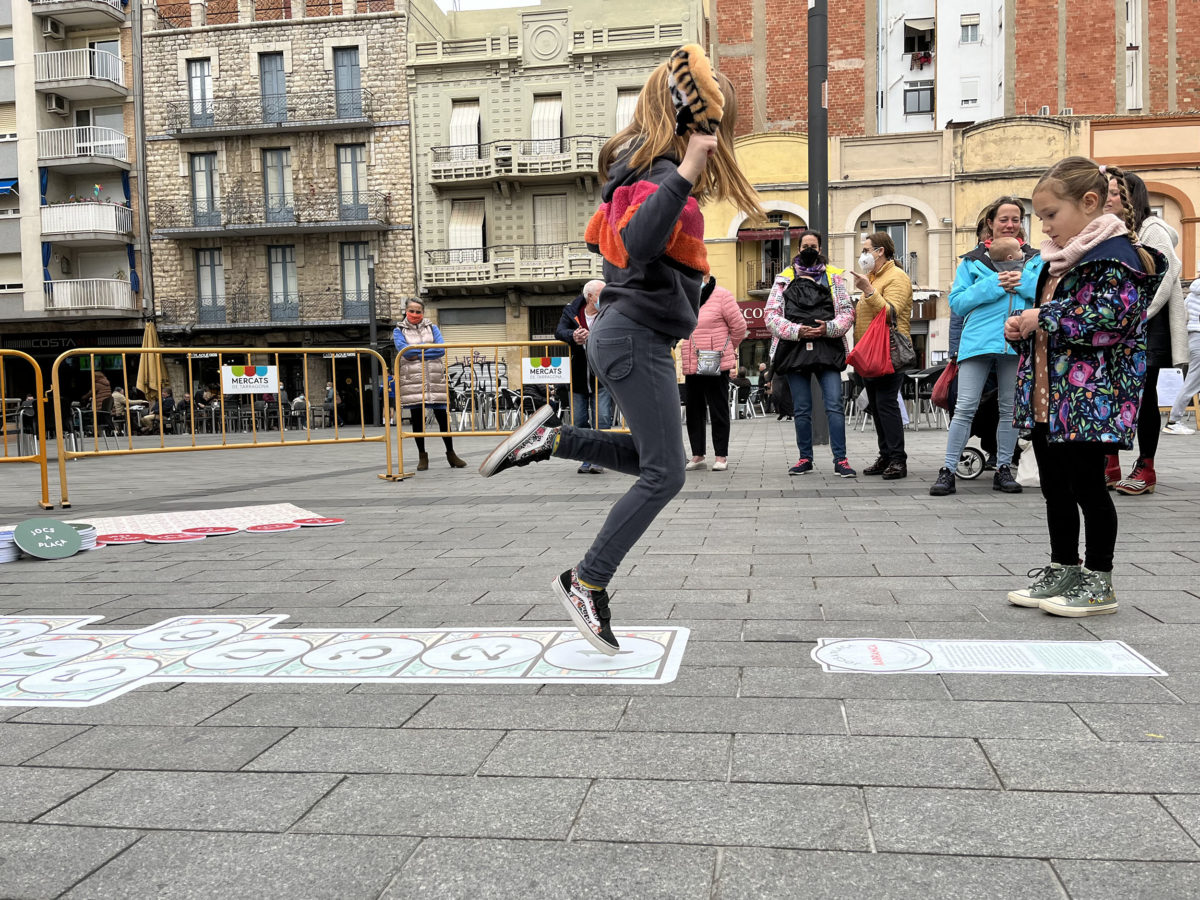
1126, 0, 1143, 110
615, 89, 640, 131
961, 78, 980, 106
0, 103, 15, 141
960, 14, 980, 43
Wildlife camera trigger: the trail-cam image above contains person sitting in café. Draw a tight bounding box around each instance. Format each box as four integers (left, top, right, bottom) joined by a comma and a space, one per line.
82, 370, 113, 412
139, 389, 175, 434
110, 386, 128, 421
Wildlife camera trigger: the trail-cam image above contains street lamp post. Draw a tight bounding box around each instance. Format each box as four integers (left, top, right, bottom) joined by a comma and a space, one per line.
368, 255, 381, 427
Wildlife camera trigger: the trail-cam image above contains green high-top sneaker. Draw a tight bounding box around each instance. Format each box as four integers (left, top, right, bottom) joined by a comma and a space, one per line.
1039, 567, 1117, 617
1007, 563, 1081, 608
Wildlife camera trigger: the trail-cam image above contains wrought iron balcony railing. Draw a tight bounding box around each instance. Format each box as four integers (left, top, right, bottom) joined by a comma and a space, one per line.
190, 290, 370, 326
165, 89, 374, 132
154, 190, 390, 235
428, 135, 605, 183
422, 242, 600, 289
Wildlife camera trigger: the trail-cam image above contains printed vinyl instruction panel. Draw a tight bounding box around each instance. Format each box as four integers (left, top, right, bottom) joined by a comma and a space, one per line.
812, 638, 1166, 676
0, 616, 689, 707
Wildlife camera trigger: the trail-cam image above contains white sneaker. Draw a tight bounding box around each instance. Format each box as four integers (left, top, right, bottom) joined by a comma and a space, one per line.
711, 458, 728, 471
1163, 421, 1194, 435
685, 456, 707, 471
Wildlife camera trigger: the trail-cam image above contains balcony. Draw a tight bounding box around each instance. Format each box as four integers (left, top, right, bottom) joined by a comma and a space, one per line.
429, 136, 604, 187
41, 202, 133, 246
38, 126, 130, 172
188, 291, 371, 328
164, 89, 374, 137
153, 190, 390, 238
44, 277, 137, 314
30, 0, 125, 26
422, 242, 601, 296
34, 49, 127, 101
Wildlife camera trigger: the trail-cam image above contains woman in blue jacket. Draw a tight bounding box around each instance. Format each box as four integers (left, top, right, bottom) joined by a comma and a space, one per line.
931, 198, 1043, 495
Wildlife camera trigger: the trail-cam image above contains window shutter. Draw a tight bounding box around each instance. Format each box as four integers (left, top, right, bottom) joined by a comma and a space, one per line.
0, 103, 15, 136
449, 100, 481, 160
960, 13, 980, 25
530, 95, 563, 153
448, 199, 486, 263
615, 89, 639, 131
533, 194, 568, 248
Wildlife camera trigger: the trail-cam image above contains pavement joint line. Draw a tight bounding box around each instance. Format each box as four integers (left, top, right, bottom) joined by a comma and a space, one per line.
54, 826, 148, 898
287, 772, 350, 834
372, 837, 426, 900
1042, 860, 1074, 900
561, 777, 595, 844
1152, 794, 1200, 852
975, 737, 1008, 790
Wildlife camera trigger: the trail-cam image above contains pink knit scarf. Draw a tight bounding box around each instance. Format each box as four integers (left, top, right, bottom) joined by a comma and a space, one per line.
1039, 214, 1128, 276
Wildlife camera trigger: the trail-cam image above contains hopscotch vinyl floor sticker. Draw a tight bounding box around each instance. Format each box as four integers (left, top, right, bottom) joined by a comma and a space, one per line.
812, 638, 1166, 676
0, 616, 691, 707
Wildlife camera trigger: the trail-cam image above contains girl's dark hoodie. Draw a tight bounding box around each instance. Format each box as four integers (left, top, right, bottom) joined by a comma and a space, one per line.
585, 151, 708, 340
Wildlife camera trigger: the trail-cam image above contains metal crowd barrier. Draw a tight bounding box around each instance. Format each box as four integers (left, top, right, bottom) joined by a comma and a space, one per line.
51, 347, 394, 508
0, 349, 53, 509
391, 340, 625, 479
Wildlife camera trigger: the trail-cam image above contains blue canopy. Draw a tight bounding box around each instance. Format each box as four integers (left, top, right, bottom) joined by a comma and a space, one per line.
0, 178, 16, 195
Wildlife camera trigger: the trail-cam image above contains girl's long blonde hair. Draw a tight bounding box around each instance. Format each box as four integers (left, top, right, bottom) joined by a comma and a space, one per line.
1036, 156, 1157, 274
599, 63, 765, 220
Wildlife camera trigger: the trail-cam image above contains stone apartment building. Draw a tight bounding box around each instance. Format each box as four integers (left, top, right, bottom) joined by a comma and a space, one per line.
1, 0, 148, 394
141, 0, 414, 407
405, 0, 704, 356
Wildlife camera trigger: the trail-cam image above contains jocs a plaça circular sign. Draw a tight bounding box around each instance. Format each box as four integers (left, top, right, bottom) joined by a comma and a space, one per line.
13, 518, 82, 560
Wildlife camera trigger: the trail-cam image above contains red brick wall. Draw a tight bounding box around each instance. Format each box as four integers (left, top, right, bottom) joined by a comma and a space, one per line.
716, 0, 866, 136
826, 0, 866, 136
1012, 1, 1058, 115
1146, 2, 1169, 111
1064, 3, 1115, 113
1176, 2, 1200, 111
764, 0, 808, 130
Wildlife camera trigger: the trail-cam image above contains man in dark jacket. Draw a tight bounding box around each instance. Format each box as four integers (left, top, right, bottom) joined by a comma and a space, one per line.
555, 279, 612, 473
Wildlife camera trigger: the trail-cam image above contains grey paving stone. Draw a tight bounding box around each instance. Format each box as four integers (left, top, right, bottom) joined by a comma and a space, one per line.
940, 673, 1180, 703
0, 823, 140, 899
243, 727, 500, 775
740, 667, 950, 699
1071, 702, 1200, 742
1052, 859, 1200, 899
293, 774, 587, 839
846, 699, 1093, 739
11, 691, 245, 727
480, 731, 730, 780
668, 602, 822, 620
574, 779, 868, 850
61, 832, 417, 900
1157, 796, 1200, 844
620, 697, 845, 734
718, 849, 1063, 900
982, 739, 1200, 793
866, 787, 1200, 860
817, 602, 986, 622
39, 770, 339, 831
734, 735, 999, 789
198, 693, 431, 728
28, 725, 292, 771
406, 695, 627, 731
381, 838, 715, 900
0, 724, 90, 765
0, 766, 109, 823
537, 665, 739, 697
682, 641, 819, 667
742, 620, 917, 641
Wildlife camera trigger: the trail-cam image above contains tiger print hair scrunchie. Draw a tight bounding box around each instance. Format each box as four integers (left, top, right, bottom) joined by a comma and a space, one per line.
667, 44, 725, 136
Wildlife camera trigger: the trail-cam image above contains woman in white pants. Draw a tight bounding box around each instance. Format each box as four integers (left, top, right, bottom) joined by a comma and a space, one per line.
1165, 277, 1200, 434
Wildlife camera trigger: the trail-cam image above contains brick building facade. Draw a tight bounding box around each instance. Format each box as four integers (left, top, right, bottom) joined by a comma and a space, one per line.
142, 0, 414, 410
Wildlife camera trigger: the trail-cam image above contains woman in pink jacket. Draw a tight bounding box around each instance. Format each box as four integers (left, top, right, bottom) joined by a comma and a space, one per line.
681, 280, 748, 471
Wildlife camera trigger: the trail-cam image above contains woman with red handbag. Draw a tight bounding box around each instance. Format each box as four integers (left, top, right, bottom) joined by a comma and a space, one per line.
850, 233, 913, 479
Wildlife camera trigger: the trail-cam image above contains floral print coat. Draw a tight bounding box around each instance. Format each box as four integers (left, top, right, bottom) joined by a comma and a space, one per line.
1011, 237, 1166, 449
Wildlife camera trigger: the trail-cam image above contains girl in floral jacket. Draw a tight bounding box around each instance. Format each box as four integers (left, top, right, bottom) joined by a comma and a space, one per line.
1004, 157, 1165, 617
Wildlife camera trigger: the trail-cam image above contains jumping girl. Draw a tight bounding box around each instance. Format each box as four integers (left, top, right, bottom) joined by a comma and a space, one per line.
1005, 157, 1164, 616
479, 45, 762, 653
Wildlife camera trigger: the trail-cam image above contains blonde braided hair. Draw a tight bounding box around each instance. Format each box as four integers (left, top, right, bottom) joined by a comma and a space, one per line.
1036, 157, 1156, 274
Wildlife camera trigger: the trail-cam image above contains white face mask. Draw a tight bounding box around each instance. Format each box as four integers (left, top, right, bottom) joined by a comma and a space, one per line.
858, 251, 876, 272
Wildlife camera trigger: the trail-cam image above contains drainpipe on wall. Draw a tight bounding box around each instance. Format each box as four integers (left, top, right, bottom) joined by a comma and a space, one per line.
131, 0, 155, 317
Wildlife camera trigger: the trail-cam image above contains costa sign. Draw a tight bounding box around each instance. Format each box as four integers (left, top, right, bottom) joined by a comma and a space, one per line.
737, 300, 770, 339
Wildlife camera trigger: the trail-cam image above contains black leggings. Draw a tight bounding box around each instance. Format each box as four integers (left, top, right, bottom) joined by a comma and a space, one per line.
1135, 365, 1162, 462
1031, 424, 1117, 572
684, 372, 731, 457
409, 407, 455, 454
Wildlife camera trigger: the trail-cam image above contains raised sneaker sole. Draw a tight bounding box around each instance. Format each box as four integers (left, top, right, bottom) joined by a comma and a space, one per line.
478, 404, 556, 477
551, 574, 619, 656
1038, 598, 1119, 617
1006, 590, 1043, 607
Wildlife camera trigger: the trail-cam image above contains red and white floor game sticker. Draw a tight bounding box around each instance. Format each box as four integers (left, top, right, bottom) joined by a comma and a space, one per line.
246, 523, 301, 533
97, 533, 148, 545
293, 518, 345, 527
182, 526, 241, 536
145, 533, 207, 544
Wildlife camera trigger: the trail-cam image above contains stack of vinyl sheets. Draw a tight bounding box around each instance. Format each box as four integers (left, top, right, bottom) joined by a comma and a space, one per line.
70, 523, 100, 551
0, 530, 18, 563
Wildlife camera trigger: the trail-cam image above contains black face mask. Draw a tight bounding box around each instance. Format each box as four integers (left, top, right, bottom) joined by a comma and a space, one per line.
798, 247, 821, 267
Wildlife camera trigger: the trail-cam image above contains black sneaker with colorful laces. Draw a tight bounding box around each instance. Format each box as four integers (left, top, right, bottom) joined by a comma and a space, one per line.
552, 568, 619, 655
479, 405, 559, 478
